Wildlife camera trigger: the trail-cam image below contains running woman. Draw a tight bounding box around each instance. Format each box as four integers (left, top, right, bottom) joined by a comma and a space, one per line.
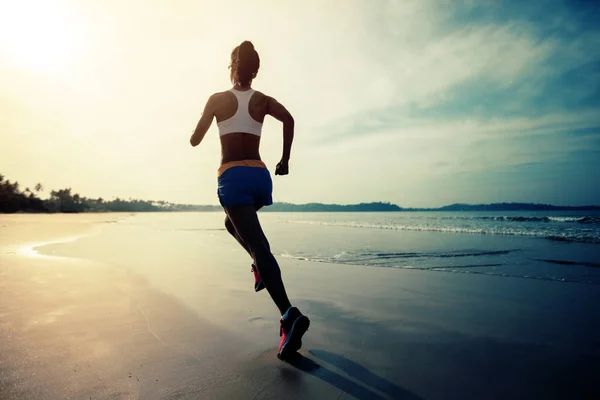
189, 41, 310, 360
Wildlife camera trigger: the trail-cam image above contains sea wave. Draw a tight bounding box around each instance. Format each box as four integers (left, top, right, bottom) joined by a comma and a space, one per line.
283, 220, 600, 244
437, 216, 600, 224
280, 251, 600, 284
280, 249, 513, 264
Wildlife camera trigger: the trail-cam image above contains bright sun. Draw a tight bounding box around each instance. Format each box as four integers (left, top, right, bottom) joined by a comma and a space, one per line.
0, 1, 82, 74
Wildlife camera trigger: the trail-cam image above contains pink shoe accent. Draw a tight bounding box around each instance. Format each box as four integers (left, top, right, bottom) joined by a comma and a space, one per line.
251, 264, 265, 292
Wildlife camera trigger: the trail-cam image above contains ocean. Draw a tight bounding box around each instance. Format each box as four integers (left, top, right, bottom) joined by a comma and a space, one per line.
29, 210, 600, 286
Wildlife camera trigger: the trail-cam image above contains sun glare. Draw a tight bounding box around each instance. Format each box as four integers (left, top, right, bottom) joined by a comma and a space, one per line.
0, 1, 82, 74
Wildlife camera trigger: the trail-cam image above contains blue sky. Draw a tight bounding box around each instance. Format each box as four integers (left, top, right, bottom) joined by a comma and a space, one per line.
0, 0, 599, 206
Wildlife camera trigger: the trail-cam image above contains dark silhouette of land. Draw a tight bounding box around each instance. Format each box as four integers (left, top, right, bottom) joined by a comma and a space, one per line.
1, 173, 599, 213
265, 202, 402, 212
260, 202, 600, 212
0, 174, 199, 213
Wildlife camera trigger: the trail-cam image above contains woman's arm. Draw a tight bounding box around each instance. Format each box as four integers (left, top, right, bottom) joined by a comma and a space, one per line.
266, 96, 294, 175
190, 95, 216, 147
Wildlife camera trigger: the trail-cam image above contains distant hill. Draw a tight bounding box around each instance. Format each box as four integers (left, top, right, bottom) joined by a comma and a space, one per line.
260, 202, 600, 212
262, 202, 402, 212
431, 203, 600, 212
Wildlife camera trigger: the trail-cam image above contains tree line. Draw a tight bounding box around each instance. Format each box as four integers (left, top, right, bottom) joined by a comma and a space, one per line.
0, 174, 196, 213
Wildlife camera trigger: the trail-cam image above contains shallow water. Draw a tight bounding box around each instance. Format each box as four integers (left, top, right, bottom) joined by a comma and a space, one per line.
20, 210, 599, 285
270, 211, 600, 284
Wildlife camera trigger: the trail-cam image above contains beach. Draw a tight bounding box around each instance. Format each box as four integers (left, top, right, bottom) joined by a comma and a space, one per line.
1, 212, 599, 399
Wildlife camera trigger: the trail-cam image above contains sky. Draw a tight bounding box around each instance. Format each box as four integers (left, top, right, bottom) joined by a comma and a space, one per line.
1, 0, 599, 207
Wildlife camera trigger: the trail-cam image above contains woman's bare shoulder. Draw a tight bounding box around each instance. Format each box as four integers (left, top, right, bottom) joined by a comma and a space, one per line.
253, 91, 277, 109
252, 90, 270, 99
212, 90, 232, 99
207, 90, 234, 107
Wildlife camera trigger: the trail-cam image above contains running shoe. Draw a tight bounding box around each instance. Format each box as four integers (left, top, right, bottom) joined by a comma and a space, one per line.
277, 306, 310, 360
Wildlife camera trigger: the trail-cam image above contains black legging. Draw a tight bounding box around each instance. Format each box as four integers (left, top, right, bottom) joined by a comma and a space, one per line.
223, 205, 291, 315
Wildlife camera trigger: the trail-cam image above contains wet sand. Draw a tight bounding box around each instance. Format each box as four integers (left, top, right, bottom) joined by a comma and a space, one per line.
0, 214, 599, 399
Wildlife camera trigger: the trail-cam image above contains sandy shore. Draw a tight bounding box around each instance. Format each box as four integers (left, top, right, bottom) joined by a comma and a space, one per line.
1, 214, 599, 399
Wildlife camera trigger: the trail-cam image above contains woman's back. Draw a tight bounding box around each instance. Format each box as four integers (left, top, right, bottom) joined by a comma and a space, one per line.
214, 88, 270, 164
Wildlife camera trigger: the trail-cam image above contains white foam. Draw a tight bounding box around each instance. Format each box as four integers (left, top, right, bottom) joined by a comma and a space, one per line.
280, 219, 600, 243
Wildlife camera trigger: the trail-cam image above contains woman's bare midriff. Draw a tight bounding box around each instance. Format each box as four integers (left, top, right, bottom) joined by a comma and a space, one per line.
220, 133, 262, 164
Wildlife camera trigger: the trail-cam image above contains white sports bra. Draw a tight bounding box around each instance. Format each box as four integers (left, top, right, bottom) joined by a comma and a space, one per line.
217, 89, 263, 137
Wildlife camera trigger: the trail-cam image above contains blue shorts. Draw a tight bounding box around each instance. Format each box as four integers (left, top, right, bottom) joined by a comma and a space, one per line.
217, 161, 273, 207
